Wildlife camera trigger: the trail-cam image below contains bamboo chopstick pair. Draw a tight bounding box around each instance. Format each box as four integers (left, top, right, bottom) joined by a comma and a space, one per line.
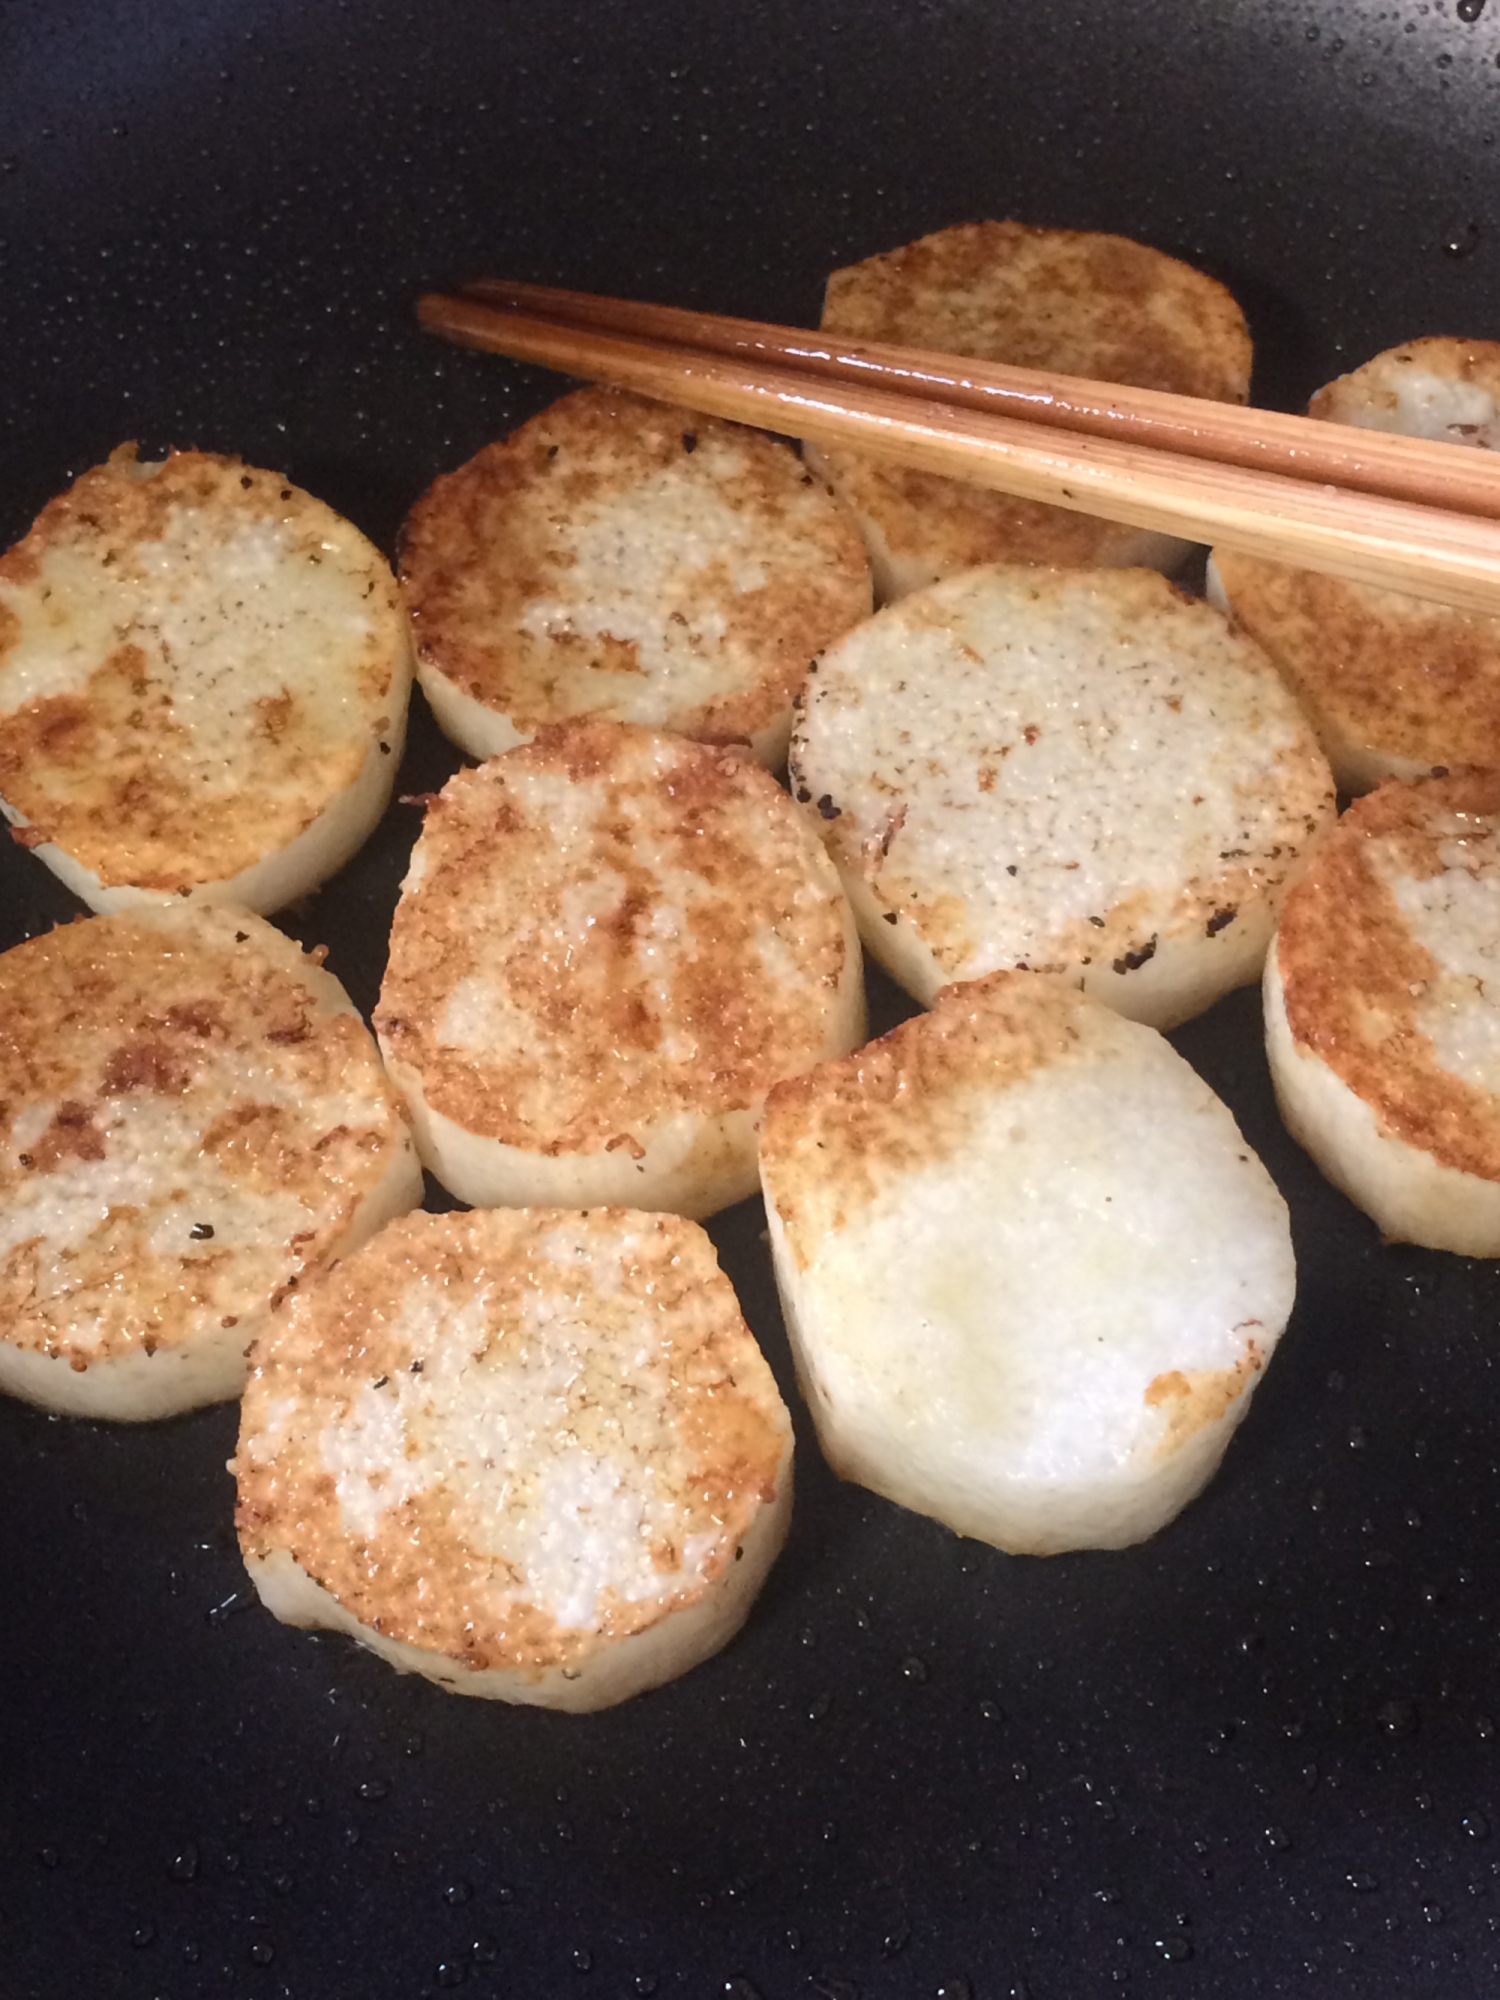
418, 278, 1500, 618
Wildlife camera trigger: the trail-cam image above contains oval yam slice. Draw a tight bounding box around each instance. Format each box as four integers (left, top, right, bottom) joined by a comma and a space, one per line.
400, 388, 872, 766
375, 720, 865, 1216
789, 563, 1334, 1028
0, 445, 413, 912
758, 971, 1295, 1554
0, 905, 421, 1419
235, 1206, 794, 1709
1209, 338, 1500, 792
803, 220, 1252, 601
1266, 769, 1500, 1253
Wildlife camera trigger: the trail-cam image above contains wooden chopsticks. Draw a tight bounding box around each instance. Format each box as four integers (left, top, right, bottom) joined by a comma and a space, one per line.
418, 281, 1500, 618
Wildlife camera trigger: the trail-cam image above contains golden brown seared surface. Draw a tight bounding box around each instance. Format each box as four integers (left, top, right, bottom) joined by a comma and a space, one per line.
1144, 1351, 1266, 1458
1212, 551, 1500, 776
0, 905, 411, 1369
0, 446, 408, 890
1277, 771, 1500, 1180
375, 720, 856, 1152
234, 1207, 791, 1675
761, 969, 1096, 1271
399, 388, 871, 746
812, 220, 1252, 577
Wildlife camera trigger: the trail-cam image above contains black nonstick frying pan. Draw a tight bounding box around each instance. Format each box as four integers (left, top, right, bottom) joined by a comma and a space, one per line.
4, 3, 1500, 1995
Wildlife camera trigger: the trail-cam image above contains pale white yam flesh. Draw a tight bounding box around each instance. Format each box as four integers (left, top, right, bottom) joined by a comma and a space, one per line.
0, 446, 413, 913
400, 389, 871, 767
789, 563, 1334, 1027
759, 974, 1295, 1555
1207, 339, 1500, 794
376, 721, 866, 1218
235, 1208, 794, 1709
416, 647, 796, 771
1263, 773, 1500, 1254
385, 1066, 765, 1220
0, 905, 422, 1420
409, 659, 529, 763
803, 220, 1251, 603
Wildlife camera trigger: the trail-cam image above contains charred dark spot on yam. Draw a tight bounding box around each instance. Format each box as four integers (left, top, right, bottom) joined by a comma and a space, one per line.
102, 1038, 189, 1095
1206, 907, 1238, 936
29, 1101, 107, 1172
1112, 937, 1158, 975
161, 1000, 223, 1040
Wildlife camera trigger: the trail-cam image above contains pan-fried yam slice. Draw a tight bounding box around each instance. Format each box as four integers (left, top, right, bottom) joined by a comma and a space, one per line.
789, 564, 1334, 1029
1266, 771, 1500, 1253
0, 906, 421, 1420
399, 388, 872, 767
234, 1207, 794, 1710
803, 220, 1252, 601
0, 445, 413, 913
1208, 338, 1500, 793
758, 972, 1294, 1555
1309, 335, 1500, 444
375, 720, 865, 1217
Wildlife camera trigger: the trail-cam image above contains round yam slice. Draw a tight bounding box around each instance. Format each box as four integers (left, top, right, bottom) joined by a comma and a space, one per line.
0, 905, 421, 1419
375, 720, 865, 1216
0, 445, 413, 912
234, 1206, 794, 1710
758, 971, 1295, 1555
789, 563, 1334, 1028
399, 387, 872, 766
1266, 770, 1500, 1253
803, 220, 1252, 600
1208, 338, 1500, 793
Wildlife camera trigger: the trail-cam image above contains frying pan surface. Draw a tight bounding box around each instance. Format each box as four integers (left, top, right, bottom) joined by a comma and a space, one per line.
3, 3, 1500, 1994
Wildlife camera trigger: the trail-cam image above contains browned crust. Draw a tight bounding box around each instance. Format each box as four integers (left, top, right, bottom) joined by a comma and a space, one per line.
816, 220, 1251, 574
823, 222, 1251, 396
0, 908, 406, 1366
1213, 550, 1500, 773
0, 447, 404, 888
1277, 770, 1500, 1179
399, 387, 871, 744
1146, 1336, 1265, 1457
234, 1207, 790, 1673
375, 720, 853, 1149
761, 969, 1098, 1270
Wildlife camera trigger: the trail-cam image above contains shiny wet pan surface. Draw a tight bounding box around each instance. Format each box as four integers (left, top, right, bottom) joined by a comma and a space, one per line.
3, 2, 1500, 1994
